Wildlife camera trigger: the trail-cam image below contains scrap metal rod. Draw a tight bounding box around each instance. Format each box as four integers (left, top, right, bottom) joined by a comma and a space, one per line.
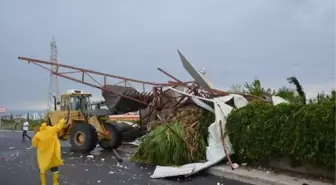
113, 149, 123, 163
219, 120, 234, 170
20, 58, 151, 106
18, 56, 170, 86
57, 71, 150, 106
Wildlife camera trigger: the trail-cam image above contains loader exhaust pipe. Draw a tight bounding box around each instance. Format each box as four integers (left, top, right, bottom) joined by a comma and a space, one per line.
53, 96, 57, 111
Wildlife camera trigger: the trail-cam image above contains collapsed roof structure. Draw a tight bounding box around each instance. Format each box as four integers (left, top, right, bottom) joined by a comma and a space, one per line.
18, 50, 284, 178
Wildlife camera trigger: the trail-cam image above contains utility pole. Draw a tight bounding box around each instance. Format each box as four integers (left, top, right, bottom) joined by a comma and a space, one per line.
47, 37, 59, 111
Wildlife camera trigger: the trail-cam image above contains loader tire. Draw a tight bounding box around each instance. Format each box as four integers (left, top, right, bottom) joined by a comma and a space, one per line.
70, 123, 98, 153
99, 123, 123, 150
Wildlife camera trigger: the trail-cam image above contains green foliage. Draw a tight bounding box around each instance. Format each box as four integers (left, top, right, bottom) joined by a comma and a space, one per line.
29, 120, 42, 131
243, 79, 273, 97
230, 84, 244, 94
131, 111, 215, 166
309, 90, 336, 104
230, 77, 308, 104
131, 122, 191, 166
226, 100, 335, 170
231, 79, 271, 96
0, 119, 42, 131
274, 87, 299, 103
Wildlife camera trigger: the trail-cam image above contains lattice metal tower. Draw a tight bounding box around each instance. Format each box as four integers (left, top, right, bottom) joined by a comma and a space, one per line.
47, 37, 59, 111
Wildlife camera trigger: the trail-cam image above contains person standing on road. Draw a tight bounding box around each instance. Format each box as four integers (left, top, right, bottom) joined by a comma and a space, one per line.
32, 114, 69, 185
22, 119, 31, 141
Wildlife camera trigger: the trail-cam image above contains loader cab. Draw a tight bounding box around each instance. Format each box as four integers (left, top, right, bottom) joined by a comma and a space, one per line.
58, 90, 92, 111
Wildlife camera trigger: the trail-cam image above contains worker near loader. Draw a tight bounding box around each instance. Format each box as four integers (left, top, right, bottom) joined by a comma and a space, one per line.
32, 113, 69, 185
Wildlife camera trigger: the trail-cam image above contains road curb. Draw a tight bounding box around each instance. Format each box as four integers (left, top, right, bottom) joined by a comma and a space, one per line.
0, 130, 33, 133
206, 166, 273, 185
206, 165, 333, 185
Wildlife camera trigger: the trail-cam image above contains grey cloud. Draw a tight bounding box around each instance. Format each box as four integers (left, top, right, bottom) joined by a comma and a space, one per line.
0, 0, 334, 110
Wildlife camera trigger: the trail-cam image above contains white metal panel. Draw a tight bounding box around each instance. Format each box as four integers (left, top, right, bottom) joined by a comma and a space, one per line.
177, 50, 215, 90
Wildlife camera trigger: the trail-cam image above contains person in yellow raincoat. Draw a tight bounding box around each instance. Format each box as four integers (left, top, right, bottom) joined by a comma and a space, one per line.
32, 117, 69, 185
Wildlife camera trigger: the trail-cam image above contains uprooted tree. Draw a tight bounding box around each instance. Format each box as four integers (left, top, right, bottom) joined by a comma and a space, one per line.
131, 106, 215, 166
287, 76, 306, 104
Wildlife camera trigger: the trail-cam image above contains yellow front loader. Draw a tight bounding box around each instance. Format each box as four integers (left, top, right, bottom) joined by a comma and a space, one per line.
45, 90, 122, 153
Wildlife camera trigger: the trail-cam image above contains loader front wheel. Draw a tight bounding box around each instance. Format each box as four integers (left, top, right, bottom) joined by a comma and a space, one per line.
70, 123, 98, 153
99, 123, 122, 150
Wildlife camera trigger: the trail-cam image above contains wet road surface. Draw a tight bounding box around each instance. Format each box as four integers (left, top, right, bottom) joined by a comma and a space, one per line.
0, 131, 251, 185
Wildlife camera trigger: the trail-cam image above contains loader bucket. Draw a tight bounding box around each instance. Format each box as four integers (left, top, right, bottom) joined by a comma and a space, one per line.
102, 85, 153, 114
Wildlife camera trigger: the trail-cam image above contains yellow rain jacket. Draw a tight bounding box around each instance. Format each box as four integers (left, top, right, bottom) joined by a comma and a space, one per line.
32, 119, 66, 173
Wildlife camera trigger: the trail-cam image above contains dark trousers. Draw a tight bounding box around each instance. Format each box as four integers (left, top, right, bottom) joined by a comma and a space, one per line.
40, 166, 59, 173
50, 166, 59, 172
22, 130, 31, 141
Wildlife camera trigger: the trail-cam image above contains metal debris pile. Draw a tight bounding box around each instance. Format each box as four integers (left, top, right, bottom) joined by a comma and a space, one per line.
125, 51, 289, 179
128, 50, 262, 167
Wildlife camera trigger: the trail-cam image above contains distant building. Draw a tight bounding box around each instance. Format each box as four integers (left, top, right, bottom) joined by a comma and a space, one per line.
15, 114, 24, 119
23, 113, 28, 120
33, 112, 40, 120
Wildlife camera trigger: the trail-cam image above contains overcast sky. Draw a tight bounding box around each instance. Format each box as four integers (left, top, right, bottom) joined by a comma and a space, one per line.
0, 0, 335, 111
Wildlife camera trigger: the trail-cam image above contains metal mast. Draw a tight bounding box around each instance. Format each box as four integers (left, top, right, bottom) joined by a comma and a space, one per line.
47, 36, 59, 111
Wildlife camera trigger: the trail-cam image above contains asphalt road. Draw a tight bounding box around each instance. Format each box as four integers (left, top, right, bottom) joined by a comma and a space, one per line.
0, 131, 251, 185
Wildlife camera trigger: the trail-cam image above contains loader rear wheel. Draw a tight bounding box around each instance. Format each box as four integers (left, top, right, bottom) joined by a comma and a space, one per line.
99, 123, 122, 150
70, 123, 98, 153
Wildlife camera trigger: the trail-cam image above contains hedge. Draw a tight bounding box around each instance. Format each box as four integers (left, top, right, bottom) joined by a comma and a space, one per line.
0, 119, 42, 131
226, 100, 335, 170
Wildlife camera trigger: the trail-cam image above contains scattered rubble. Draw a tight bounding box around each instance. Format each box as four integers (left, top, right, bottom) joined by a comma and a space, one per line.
86, 155, 94, 159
